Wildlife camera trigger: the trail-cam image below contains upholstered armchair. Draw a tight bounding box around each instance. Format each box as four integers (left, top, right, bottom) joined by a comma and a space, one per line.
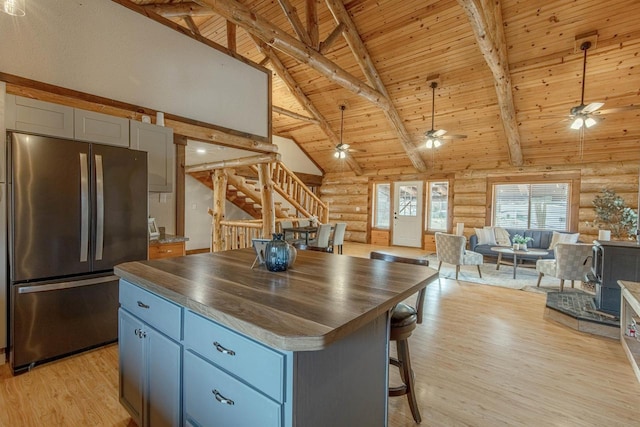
536, 243, 592, 291
435, 232, 483, 280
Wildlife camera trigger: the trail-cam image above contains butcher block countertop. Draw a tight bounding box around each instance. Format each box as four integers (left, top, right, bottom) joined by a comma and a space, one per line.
114, 248, 438, 352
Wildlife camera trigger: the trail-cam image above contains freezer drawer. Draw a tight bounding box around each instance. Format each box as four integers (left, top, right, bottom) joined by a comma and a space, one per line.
11, 275, 119, 374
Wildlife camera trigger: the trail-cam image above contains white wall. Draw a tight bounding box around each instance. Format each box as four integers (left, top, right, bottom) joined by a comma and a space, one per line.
0, 0, 269, 137
149, 192, 176, 236
184, 175, 252, 251
273, 135, 323, 176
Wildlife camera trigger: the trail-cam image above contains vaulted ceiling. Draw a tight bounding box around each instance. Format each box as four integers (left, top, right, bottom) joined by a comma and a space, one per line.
125, 0, 640, 176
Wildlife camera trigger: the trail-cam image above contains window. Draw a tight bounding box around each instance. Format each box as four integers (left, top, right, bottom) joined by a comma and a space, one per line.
397, 184, 418, 217
427, 181, 448, 231
373, 183, 390, 228
493, 183, 570, 230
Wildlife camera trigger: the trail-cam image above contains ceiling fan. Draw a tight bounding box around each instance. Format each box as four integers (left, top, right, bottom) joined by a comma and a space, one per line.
334, 104, 365, 159
424, 82, 466, 149
568, 41, 604, 130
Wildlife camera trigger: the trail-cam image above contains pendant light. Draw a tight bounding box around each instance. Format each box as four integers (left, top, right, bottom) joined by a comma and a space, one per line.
334, 104, 348, 159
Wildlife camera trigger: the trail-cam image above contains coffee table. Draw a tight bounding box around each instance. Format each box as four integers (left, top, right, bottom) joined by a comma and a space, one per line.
490, 247, 549, 279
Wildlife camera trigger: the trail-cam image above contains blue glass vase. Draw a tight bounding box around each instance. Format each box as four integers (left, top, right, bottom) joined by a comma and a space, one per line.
265, 233, 289, 272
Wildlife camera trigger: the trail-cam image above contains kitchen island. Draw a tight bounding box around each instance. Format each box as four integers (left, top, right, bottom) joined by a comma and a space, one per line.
114, 248, 438, 427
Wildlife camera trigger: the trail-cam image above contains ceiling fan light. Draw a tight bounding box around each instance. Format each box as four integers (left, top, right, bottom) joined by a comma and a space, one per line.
2, 0, 25, 16
570, 117, 584, 130
334, 151, 340, 159
426, 139, 433, 149
585, 117, 597, 128
434, 139, 442, 148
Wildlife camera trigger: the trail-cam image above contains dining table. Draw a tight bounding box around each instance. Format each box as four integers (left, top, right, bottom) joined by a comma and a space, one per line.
281, 225, 318, 244
115, 248, 439, 426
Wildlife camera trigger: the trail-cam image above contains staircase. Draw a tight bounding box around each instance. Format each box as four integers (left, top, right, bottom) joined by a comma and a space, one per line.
189, 162, 329, 223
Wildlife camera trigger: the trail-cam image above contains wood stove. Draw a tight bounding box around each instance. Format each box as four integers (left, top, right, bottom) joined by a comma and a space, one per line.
591, 240, 640, 316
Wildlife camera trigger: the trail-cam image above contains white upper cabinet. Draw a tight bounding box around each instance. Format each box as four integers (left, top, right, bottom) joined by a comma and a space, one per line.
74, 109, 129, 147
129, 121, 174, 193
5, 94, 74, 139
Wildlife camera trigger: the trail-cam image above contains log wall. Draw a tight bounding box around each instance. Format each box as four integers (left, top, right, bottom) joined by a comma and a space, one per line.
322, 162, 640, 245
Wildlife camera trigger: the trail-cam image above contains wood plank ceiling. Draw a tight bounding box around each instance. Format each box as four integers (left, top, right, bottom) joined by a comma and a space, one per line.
125, 0, 640, 176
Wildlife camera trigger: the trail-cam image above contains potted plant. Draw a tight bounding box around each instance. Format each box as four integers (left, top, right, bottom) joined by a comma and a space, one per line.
512, 234, 533, 250
590, 188, 638, 240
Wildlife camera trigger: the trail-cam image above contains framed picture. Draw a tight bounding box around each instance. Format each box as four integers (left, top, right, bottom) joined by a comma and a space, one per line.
148, 218, 160, 239
251, 238, 271, 268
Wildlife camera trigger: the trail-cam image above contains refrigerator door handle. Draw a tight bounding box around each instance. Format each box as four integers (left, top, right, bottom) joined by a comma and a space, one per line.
95, 154, 104, 261
80, 152, 89, 262
17, 275, 119, 294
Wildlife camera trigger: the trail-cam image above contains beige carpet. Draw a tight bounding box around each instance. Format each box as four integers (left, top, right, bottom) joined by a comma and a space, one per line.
342, 242, 592, 293
423, 254, 590, 293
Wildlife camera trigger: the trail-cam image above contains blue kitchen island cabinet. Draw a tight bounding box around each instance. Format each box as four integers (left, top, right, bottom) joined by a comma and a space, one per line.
118, 280, 182, 427
115, 248, 438, 427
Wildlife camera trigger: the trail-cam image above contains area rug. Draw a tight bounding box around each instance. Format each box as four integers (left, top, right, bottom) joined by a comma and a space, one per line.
423, 254, 591, 294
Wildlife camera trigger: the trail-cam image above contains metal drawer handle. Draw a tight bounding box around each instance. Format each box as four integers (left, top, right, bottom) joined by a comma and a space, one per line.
213, 341, 236, 356
137, 301, 150, 309
212, 389, 234, 406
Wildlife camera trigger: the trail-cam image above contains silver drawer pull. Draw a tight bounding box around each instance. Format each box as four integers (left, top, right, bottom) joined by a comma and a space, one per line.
137, 301, 150, 309
212, 389, 235, 406
213, 341, 236, 356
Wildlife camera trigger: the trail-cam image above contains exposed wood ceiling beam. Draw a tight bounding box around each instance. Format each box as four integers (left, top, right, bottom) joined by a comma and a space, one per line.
197, 0, 390, 110
253, 37, 363, 175
324, 0, 427, 173
273, 105, 320, 125
146, 2, 213, 18
319, 22, 344, 54
226, 21, 236, 52
457, 0, 524, 166
277, 0, 312, 45
306, 0, 319, 49
183, 15, 201, 36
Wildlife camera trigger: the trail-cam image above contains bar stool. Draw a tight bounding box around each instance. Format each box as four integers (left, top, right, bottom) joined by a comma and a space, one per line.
370, 251, 428, 423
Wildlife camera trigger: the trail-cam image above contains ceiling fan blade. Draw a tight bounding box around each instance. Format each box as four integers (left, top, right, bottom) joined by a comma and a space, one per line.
441, 134, 467, 140
593, 105, 640, 115
433, 129, 447, 137
582, 102, 604, 113
541, 117, 573, 128
347, 148, 366, 153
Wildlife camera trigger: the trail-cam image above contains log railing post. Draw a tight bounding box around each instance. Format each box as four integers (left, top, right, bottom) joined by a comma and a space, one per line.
212, 169, 228, 252
258, 163, 276, 238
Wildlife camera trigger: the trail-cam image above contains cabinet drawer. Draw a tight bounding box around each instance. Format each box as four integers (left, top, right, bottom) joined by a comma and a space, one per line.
184, 351, 281, 427
119, 280, 181, 341
184, 310, 285, 403
149, 242, 184, 259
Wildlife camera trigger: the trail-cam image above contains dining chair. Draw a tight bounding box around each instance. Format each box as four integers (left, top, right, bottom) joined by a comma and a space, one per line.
329, 222, 347, 254
308, 223, 332, 249
369, 251, 429, 423
297, 218, 310, 227
280, 220, 294, 240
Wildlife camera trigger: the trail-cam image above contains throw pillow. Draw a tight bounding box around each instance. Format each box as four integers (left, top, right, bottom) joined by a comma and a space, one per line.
487, 226, 511, 247
548, 231, 579, 250
474, 227, 497, 246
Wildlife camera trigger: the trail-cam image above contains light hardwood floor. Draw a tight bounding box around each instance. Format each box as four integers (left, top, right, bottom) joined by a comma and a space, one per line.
1, 243, 639, 426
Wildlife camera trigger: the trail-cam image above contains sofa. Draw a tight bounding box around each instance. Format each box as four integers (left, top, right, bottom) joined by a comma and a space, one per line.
469, 228, 578, 263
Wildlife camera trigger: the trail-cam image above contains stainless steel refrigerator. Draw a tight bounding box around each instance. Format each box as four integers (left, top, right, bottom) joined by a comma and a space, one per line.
7, 132, 148, 374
